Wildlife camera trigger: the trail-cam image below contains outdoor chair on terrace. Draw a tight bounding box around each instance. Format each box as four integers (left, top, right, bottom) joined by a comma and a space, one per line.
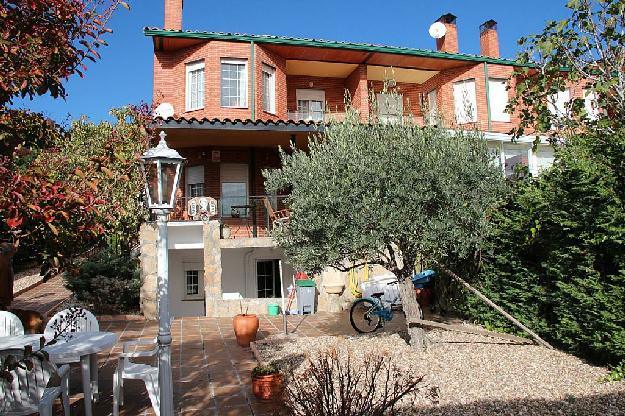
44, 308, 99, 340
113, 338, 160, 416
262, 196, 290, 227
0, 311, 24, 336
0, 348, 70, 416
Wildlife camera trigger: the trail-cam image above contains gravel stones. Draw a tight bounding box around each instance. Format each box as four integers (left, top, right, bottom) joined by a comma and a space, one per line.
255, 330, 625, 415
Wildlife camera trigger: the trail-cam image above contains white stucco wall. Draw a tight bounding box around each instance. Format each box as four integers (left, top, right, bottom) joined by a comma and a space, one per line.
168, 248, 205, 317
220, 247, 294, 299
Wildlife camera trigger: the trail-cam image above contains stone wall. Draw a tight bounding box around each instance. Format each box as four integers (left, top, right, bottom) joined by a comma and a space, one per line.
203, 220, 222, 316
139, 223, 158, 320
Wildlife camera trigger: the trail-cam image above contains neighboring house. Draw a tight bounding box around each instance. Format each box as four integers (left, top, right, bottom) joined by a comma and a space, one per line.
140, 0, 590, 318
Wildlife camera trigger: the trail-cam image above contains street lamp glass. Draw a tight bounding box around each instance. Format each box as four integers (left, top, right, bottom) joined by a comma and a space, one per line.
140, 132, 184, 211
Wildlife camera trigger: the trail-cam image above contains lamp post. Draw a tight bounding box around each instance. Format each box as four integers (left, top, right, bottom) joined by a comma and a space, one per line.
140, 131, 184, 416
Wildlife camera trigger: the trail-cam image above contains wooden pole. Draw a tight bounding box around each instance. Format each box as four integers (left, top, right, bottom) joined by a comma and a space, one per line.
430, 259, 553, 349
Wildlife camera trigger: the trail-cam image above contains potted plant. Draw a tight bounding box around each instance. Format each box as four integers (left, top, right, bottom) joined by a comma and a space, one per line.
232, 304, 259, 347
252, 363, 283, 400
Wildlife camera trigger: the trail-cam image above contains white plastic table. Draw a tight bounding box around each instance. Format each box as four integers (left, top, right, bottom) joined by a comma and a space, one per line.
0, 331, 118, 416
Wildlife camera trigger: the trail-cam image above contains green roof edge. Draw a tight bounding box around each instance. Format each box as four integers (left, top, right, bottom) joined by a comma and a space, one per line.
144, 29, 535, 68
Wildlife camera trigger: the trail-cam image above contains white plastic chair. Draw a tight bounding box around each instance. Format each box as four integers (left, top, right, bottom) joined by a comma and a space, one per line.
0, 311, 24, 336
113, 339, 160, 416
44, 308, 99, 340
0, 348, 70, 416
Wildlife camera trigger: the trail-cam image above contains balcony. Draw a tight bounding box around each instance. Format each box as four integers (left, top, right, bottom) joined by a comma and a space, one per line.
287, 111, 347, 123
167, 195, 289, 239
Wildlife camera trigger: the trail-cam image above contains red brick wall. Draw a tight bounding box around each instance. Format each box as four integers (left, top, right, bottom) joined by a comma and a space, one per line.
255, 45, 288, 120
153, 39, 586, 134
154, 40, 253, 120
164, 0, 182, 31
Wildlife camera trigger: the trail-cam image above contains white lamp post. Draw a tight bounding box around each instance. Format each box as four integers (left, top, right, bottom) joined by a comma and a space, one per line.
140, 131, 184, 416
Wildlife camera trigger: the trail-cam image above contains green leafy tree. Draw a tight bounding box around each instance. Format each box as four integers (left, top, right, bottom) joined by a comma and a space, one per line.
510, 0, 625, 138
263, 109, 505, 282
0, 0, 129, 106
49, 105, 151, 252
457, 128, 625, 365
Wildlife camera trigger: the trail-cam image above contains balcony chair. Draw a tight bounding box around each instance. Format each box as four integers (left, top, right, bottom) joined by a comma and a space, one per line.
0, 348, 70, 416
113, 338, 160, 416
0, 311, 24, 336
262, 197, 290, 228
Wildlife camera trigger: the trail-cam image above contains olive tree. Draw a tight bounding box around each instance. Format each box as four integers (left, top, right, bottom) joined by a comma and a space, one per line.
264, 108, 505, 343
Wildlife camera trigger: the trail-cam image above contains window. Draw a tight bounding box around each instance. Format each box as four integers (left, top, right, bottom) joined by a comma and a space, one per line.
376, 93, 403, 123
257, 259, 281, 298
186, 165, 204, 197
584, 90, 600, 120
296, 89, 325, 121
503, 143, 531, 177
220, 163, 248, 217
548, 89, 570, 118
426, 89, 439, 126
453, 79, 477, 124
488, 78, 510, 122
183, 265, 203, 300
535, 145, 555, 173
221, 59, 248, 107
186, 61, 205, 111
262, 64, 276, 114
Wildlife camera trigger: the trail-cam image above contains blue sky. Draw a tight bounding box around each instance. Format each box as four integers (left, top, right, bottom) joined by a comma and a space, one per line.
12, 0, 569, 125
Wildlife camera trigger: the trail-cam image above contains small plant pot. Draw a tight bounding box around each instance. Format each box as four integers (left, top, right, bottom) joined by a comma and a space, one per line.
252, 373, 283, 401
232, 313, 259, 347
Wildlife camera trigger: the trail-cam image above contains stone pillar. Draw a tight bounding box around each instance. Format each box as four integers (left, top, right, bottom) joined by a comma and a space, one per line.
203, 220, 222, 316
139, 223, 158, 320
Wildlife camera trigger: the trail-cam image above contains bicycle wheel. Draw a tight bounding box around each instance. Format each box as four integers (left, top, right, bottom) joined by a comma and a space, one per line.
350, 298, 382, 333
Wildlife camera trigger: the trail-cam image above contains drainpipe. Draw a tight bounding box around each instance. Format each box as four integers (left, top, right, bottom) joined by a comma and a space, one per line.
484, 62, 492, 132
250, 41, 255, 120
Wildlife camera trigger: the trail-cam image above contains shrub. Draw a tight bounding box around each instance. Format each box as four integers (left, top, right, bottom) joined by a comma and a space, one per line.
64, 250, 140, 314
283, 346, 434, 416
453, 129, 625, 366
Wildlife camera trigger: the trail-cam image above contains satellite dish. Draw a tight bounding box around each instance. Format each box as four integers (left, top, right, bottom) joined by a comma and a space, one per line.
154, 102, 174, 119
429, 22, 447, 39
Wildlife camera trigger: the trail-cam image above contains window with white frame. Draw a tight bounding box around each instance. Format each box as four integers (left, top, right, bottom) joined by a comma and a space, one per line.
221, 59, 248, 107
184, 266, 203, 300
453, 79, 477, 124
548, 89, 570, 119
296, 89, 325, 121
186, 165, 204, 197
220, 163, 249, 217
376, 93, 403, 123
256, 259, 281, 298
535, 145, 555, 173
262, 64, 276, 114
426, 89, 439, 126
584, 90, 600, 120
186, 61, 205, 111
503, 143, 531, 177
488, 78, 510, 122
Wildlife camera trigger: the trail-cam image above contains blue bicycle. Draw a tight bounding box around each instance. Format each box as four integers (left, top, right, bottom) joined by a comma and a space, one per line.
349, 270, 436, 333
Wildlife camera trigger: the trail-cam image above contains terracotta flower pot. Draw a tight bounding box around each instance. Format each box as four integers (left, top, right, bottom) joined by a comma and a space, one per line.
232, 314, 259, 347
252, 373, 283, 401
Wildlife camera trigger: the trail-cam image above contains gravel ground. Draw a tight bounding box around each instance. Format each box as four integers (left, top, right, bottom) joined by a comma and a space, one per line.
255, 330, 625, 415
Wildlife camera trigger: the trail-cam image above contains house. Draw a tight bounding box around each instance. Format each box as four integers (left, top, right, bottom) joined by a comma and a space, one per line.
139, 0, 589, 318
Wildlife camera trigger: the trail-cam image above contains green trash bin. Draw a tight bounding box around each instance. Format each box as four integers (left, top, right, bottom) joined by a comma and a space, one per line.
267, 303, 280, 316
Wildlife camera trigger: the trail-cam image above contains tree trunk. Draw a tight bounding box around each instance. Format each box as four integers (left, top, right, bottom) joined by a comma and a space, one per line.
398, 277, 428, 349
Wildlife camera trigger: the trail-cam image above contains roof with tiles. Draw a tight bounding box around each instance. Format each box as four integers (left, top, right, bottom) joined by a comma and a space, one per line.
144, 27, 532, 67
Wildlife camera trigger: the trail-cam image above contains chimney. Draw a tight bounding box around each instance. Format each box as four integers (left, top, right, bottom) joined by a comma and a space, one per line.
164, 0, 183, 31
435, 13, 459, 54
480, 19, 500, 58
